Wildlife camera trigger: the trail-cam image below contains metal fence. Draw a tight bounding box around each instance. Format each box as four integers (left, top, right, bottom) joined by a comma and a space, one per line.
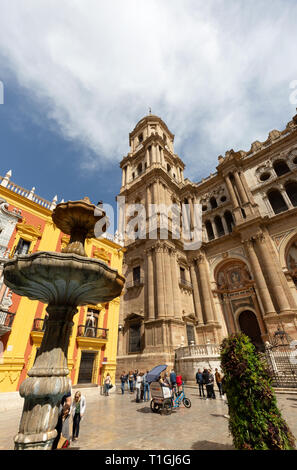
263, 327, 297, 388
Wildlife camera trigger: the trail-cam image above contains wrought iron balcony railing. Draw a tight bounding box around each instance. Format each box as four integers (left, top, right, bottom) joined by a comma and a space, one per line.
0, 310, 15, 328
77, 325, 109, 340
32, 318, 48, 331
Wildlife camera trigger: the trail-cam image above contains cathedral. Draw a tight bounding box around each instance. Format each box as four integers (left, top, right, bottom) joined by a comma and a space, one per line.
116, 111, 297, 376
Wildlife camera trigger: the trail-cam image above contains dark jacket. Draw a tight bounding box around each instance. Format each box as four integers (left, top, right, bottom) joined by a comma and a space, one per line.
202, 370, 209, 385
196, 372, 203, 384
170, 372, 177, 384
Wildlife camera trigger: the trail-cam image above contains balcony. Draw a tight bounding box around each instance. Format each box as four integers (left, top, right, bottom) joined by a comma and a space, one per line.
125, 277, 144, 289
76, 324, 109, 349
179, 278, 193, 291
0, 310, 15, 337
32, 317, 47, 331
77, 325, 109, 339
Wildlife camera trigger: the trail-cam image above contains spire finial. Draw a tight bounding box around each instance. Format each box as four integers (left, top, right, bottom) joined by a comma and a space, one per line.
149, 107, 152, 115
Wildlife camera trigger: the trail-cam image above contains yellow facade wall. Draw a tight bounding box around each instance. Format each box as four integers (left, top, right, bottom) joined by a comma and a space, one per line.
0, 185, 124, 393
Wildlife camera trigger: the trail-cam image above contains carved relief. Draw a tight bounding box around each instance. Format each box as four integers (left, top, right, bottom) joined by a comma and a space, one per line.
215, 260, 253, 292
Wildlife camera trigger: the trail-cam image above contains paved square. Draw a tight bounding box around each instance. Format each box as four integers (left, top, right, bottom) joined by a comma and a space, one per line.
1, 387, 297, 450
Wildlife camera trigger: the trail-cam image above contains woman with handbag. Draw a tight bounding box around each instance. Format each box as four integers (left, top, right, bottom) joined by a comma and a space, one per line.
71, 391, 86, 441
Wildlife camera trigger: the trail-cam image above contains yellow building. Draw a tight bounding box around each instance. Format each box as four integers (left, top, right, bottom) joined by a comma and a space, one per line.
0, 170, 124, 393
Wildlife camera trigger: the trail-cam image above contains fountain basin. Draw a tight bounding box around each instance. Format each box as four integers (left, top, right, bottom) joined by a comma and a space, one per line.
3, 251, 124, 306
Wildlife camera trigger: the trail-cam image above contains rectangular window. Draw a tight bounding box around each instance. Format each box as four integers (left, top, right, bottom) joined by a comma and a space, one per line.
129, 324, 141, 353
133, 266, 141, 284
15, 238, 31, 255
186, 324, 195, 345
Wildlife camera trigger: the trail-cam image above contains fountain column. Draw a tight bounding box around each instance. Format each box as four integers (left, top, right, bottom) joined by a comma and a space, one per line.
15, 305, 77, 450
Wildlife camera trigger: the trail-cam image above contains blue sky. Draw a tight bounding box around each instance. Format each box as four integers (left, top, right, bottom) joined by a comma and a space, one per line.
0, 0, 297, 225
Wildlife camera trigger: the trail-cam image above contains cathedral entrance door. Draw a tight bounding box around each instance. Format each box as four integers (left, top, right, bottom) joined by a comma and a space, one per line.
238, 310, 264, 351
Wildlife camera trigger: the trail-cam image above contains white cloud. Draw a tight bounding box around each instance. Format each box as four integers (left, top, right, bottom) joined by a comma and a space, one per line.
0, 0, 296, 180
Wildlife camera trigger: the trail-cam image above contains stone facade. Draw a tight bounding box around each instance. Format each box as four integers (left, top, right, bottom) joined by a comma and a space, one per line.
116, 112, 297, 376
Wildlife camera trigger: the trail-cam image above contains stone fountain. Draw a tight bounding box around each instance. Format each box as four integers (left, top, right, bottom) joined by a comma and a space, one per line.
3, 198, 124, 450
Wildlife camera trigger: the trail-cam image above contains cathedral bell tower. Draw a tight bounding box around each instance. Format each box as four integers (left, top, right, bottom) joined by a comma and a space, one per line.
117, 114, 192, 372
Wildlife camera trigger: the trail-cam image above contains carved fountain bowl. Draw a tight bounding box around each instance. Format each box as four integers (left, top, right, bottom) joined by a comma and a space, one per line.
52, 200, 107, 238
3, 251, 124, 306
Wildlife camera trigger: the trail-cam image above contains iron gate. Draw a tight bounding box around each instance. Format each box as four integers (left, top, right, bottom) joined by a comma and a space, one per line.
264, 326, 297, 388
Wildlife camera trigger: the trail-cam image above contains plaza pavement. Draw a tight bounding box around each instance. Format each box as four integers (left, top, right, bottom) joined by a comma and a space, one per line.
1, 386, 297, 450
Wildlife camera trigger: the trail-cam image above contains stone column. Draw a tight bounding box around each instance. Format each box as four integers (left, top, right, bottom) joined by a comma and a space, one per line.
190, 262, 204, 324
170, 249, 181, 318
14, 305, 77, 450
234, 171, 249, 205
221, 215, 229, 235
225, 174, 242, 222
164, 246, 174, 316
243, 239, 276, 315
155, 243, 165, 318
195, 253, 215, 324
151, 145, 157, 163
254, 233, 291, 312
160, 147, 164, 167
153, 181, 159, 205
225, 174, 239, 207
146, 248, 155, 320
121, 167, 125, 187
146, 147, 150, 167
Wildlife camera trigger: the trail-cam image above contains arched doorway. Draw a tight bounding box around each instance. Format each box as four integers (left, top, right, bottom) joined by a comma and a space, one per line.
238, 310, 264, 351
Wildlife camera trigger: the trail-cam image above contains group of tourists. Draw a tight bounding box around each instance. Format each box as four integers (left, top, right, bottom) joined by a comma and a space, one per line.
52, 390, 86, 450
119, 368, 184, 402
119, 369, 150, 402
195, 367, 224, 399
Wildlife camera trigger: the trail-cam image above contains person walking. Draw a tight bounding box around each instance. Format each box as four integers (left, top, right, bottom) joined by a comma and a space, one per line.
215, 368, 223, 397
135, 371, 144, 403
52, 403, 71, 450
104, 373, 112, 396
133, 369, 138, 390
128, 371, 134, 393
196, 369, 205, 398
143, 370, 150, 402
120, 371, 127, 395
207, 369, 216, 399
169, 369, 177, 395
71, 391, 86, 441
202, 368, 210, 399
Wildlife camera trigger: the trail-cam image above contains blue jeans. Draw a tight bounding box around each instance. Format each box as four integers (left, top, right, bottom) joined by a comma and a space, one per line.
129, 381, 134, 393
144, 383, 150, 401
121, 382, 126, 394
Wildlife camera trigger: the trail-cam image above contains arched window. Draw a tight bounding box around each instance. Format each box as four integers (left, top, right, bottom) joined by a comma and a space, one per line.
137, 163, 142, 175
205, 220, 215, 241
285, 181, 297, 207
224, 211, 234, 233
210, 197, 217, 209
167, 163, 171, 173
214, 215, 225, 237
267, 189, 288, 214
273, 160, 290, 177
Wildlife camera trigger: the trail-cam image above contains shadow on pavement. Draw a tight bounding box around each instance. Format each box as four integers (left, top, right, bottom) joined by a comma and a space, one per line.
191, 440, 234, 450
